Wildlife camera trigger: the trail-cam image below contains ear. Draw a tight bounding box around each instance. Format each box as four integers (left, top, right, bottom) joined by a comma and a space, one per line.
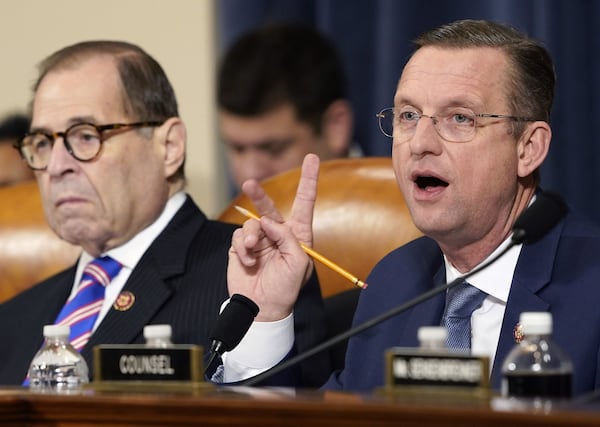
321, 99, 354, 157
517, 121, 551, 178
157, 117, 187, 178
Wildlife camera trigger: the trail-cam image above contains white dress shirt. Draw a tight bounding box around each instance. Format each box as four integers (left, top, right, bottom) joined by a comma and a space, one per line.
69, 192, 186, 332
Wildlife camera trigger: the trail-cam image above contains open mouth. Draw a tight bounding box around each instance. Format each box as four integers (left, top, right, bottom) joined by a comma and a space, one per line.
415, 176, 449, 190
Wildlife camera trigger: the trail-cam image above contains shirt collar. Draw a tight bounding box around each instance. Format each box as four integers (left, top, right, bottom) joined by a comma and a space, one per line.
443, 195, 536, 302
444, 236, 522, 303
78, 192, 187, 273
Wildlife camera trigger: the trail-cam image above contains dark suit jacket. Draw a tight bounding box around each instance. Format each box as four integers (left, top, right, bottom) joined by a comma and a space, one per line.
0, 196, 331, 387
324, 206, 600, 396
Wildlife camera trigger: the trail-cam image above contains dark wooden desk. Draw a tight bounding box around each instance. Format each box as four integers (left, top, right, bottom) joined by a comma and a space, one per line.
1, 385, 600, 426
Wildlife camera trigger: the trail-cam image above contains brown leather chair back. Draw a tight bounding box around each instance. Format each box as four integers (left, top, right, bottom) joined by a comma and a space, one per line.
0, 180, 80, 303
218, 157, 422, 298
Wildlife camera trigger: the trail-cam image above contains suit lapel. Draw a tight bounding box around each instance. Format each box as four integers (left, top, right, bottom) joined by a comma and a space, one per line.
490, 218, 564, 387
399, 263, 447, 345
29, 271, 76, 347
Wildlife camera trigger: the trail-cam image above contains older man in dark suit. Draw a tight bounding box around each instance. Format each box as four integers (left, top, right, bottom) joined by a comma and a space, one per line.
0, 40, 330, 387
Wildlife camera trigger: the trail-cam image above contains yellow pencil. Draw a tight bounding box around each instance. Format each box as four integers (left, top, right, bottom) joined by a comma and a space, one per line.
234, 205, 368, 289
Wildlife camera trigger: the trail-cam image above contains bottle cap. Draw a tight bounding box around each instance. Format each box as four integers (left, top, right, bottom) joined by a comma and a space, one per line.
43, 324, 70, 339
143, 324, 172, 340
519, 312, 552, 335
417, 326, 448, 344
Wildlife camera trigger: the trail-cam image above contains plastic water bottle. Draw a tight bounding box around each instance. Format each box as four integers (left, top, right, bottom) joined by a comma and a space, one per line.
144, 324, 173, 348
417, 326, 448, 350
28, 324, 89, 393
501, 312, 572, 399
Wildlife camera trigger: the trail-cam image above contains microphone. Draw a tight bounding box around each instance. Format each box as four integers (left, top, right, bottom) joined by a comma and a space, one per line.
205, 294, 259, 375
242, 191, 567, 386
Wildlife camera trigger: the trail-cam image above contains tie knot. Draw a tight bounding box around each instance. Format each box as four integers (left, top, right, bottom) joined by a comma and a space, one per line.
444, 281, 487, 319
83, 256, 122, 287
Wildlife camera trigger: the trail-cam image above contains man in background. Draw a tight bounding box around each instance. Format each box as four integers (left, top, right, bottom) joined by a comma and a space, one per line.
217, 23, 356, 193
0, 113, 33, 186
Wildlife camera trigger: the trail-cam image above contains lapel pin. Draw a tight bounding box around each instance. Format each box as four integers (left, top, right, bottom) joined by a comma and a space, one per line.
513, 322, 524, 343
113, 291, 135, 311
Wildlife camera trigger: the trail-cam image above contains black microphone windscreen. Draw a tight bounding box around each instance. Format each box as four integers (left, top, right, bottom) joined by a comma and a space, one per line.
512, 191, 567, 245
209, 294, 259, 354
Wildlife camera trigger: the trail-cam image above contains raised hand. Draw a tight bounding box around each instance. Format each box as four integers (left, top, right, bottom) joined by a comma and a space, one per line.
228, 154, 320, 322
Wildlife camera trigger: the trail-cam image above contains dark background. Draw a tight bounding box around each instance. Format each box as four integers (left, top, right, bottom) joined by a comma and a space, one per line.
216, 0, 600, 222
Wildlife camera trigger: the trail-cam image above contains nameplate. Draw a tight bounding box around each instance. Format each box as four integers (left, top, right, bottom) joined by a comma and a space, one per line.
385, 347, 490, 389
93, 344, 204, 383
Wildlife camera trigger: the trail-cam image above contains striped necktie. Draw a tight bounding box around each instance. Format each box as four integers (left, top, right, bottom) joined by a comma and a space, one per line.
54, 256, 122, 351
442, 281, 487, 349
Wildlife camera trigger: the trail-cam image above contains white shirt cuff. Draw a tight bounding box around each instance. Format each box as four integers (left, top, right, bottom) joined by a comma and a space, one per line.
221, 307, 294, 383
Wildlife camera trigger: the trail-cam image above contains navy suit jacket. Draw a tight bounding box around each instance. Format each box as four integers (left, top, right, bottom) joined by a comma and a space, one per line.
0, 196, 331, 387
325, 206, 600, 396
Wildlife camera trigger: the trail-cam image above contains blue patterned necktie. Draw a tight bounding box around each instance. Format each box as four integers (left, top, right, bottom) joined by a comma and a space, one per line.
442, 281, 487, 349
54, 256, 122, 351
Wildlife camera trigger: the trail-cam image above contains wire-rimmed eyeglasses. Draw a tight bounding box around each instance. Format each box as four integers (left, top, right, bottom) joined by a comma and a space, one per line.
376, 107, 539, 143
14, 121, 164, 171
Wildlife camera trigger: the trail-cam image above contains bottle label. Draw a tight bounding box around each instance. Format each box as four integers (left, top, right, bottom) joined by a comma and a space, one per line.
502, 372, 572, 398
28, 341, 89, 392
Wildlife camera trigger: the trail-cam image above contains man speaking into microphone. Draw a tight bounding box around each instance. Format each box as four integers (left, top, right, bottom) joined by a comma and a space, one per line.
225, 19, 600, 396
